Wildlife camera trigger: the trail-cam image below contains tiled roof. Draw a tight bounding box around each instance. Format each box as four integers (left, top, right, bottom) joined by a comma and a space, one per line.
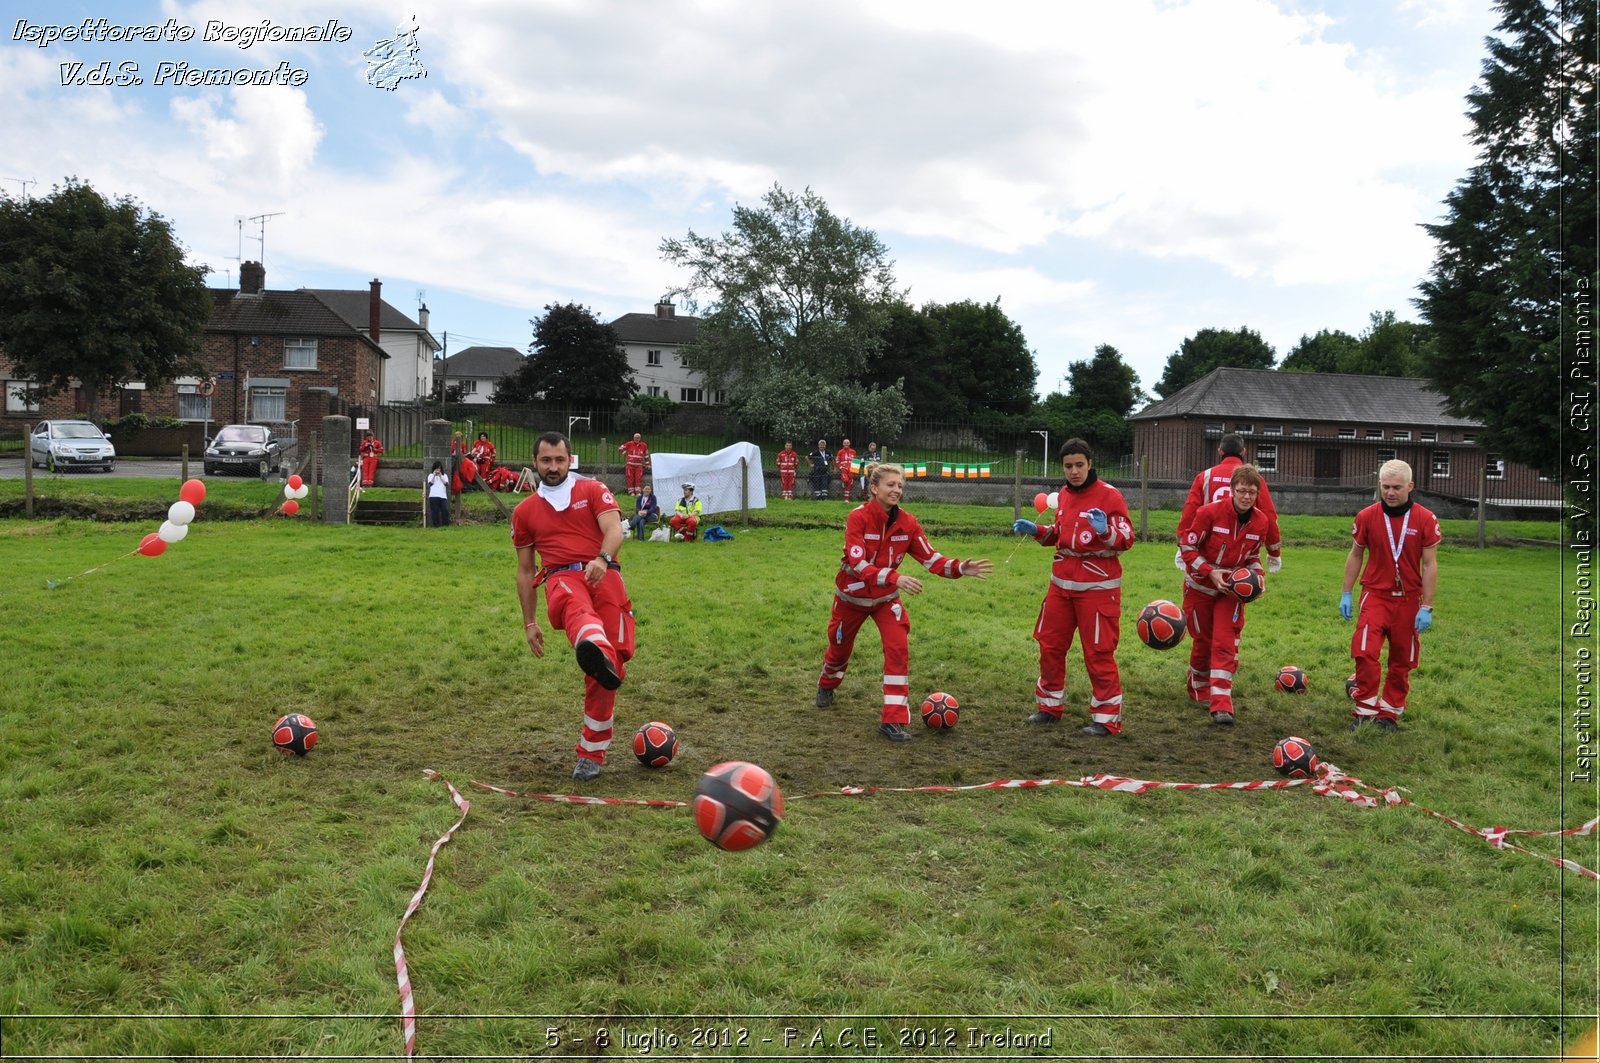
443, 346, 525, 379
301, 289, 434, 341
1130, 367, 1479, 427
610, 312, 700, 345
206, 288, 385, 356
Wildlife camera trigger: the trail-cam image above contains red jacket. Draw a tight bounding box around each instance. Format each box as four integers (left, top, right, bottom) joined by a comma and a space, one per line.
834, 499, 965, 608
619, 440, 649, 466
1177, 455, 1278, 550
776, 448, 799, 473
1179, 497, 1282, 594
1032, 475, 1134, 593
835, 448, 858, 476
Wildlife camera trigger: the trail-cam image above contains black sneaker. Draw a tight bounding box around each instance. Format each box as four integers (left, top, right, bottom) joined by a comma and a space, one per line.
572, 758, 601, 781
1211, 711, 1234, 726
1349, 716, 1370, 731
1081, 722, 1112, 736
815, 687, 834, 708
878, 722, 910, 742
575, 640, 622, 690
1026, 711, 1062, 725
1374, 717, 1400, 732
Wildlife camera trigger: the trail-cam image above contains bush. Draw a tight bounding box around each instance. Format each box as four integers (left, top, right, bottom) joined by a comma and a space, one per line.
104, 413, 186, 431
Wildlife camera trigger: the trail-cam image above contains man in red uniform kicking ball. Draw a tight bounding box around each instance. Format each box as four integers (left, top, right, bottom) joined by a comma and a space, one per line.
1340, 458, 1441, 732
513, 431, 634, 781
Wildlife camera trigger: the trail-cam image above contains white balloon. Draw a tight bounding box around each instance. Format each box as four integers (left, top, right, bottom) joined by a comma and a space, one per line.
292, 484, 309, 499
1047, 492, 1060, 510
168, 500, 196, 526
283, 484, 295, 499
158, 520, 189, 544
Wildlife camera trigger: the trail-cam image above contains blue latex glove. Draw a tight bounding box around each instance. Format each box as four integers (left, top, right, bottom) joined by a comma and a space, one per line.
1414, 606, 1433, 633
1339, 592, 1353, 621
1013, 519, 1038, 536
1085, 508, 1109, 535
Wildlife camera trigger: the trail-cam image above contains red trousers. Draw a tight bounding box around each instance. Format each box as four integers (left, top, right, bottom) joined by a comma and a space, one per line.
359, 454, 379, 487
543, 570, 635, 763
1033, 588, 1123, 733
839, 473, 855, 499
819, 596, 912, 724
1183, 586, 1245, 716
669, 514, 699, 540
625, 463, 643, 494
779, 471, 796, 499
1351, 592, 1422, 720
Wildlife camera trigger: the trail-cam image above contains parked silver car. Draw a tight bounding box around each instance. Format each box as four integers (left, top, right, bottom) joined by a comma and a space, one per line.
30, 420, 116, 472
204, 424, 284, 478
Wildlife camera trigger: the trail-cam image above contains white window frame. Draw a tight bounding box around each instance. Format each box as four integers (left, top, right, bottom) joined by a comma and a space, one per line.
679, 387, 705, 404
646, 385, 662, 397
1255, 444, 1278, 473
1421, 431, 1438, 443
1203, 422, 1224, 434
176, 383, 211, 421
5, 379, 40, 413
1338, 427, 1356, 439
1366, 428, 1384, 439
1431, 450, 1451, 477
460, 379, 478, 394
646, 350, 662, 367
1263, 424, 1283, 436
1393, 430, 1412, 441
1234, 423, 1254, 434
284, 337, 318, 370
1462, 432, 1476, 444
1293, 425, 1311, 437
251, 386, 287, 422
711, 389, 727, 405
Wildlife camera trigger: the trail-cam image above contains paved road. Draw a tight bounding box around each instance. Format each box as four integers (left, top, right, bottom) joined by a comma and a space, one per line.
0, 456, 270, 481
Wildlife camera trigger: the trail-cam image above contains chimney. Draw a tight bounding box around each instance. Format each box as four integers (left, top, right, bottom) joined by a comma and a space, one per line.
239, 261, 265, 295
369, 279, 382, 342
418, 303, 429, 332
655, 298, 674, 319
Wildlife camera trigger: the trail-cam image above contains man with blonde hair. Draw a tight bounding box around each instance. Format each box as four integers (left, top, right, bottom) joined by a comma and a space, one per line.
1339, 459, 1441, 732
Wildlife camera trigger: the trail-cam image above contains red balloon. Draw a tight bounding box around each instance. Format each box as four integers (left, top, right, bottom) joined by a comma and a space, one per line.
287, 474, 304, 490
137, 532, 167, 557
282, 499, 300, 516
1033, 493, 1048, 513
179, 478, 206, 506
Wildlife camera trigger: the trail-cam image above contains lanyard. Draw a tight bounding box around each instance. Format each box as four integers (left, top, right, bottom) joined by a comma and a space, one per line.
1382, 509, 1410, 587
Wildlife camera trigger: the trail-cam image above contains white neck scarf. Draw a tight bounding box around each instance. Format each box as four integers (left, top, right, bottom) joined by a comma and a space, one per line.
537, 473, 575, 512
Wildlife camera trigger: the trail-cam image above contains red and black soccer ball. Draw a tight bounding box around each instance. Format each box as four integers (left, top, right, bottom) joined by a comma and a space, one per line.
1274, 665, 1308, 694
632, 721, 679, 768
920, 691, 960, 730
272, 713, 318, 756
1225, 567, 1265, 603
1271, 736, 1319, 778
1136, 599, 1185, 649
1345, 673, 1359, 700
694, 761, 783, 851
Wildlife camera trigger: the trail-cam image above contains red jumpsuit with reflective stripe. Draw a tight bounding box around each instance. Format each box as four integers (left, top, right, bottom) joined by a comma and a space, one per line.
818, 500, 969, 725
835, 448, 858, 499
1027, 475, 1134, 732
1349, 501, 1441, 720
358, 436, 384, 487
1174, 456, 1279, 570
776, 448, 799, 499
618, 439, 649, 494
1178, 498, 1281, 717
511, 480, 635, 764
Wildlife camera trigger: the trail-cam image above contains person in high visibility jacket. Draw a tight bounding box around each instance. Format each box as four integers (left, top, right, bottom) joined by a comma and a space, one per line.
669, 482, 702, 541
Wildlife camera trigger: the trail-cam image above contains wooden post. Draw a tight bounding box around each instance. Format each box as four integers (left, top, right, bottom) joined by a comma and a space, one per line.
181, 443, 189, 483
600, 436, 609, 481
1477, 457, 1488, 549
1139, 453, 1149, 539
24, 420, 34, 519
740, 456, 750, 527
1012, 449, 1023, 522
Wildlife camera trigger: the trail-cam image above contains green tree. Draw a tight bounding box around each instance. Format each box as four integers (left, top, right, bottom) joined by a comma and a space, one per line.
0, 180, 210, 421
1154, 326, 1276, 397
1345, 311, 1432, 377
1280, 329, 1361, 373
496, 302, 635, 406
1416, 0, 1592, 476
659, 184, 907, 434
862, 301, 962, 420
926, 299, 1037, 417
1066, 343, 1142, 417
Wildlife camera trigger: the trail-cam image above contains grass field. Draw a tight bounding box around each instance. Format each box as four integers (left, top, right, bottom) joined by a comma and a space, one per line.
0, 508, 1594, 1059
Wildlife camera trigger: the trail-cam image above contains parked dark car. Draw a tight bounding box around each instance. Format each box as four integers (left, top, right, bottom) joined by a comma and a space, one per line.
204, 424, 284, 478
30, 420, 116, 472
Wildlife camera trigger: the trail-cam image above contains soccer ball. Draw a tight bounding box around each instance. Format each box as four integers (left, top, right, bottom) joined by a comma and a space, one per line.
632, 721, 679, 768
1136, 599, 1185, 649
272, 712, 318, 756
1274, 665, 1307, 694
694, 761, 783, 851
920, 691, 959, 729
1225, 567, 1265, 603
1271, 736, 1319, 778
1345, 673, 1359, 700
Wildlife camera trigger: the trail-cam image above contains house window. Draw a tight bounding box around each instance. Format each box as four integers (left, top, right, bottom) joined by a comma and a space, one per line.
1462, 432, 1476, 444
251, 387, 287, 422
460, 379, 477, 394
646, 350, 662, 367
1263, 424, 1283, 436
1293, 425, 1311, 437
646, 385, 662, 397
1421, 431, 1437, 443
1338, 427, 1356, 439
1393, 430, 1411, 441
1366, 428, 1384, 439
284, 337, 318, 370
1377, 448, 1396, 466
1486, 454, 1505, 480
1255, 444, 1278, 473
711, 390, 727, 405
176, 384, 211, 421
1432, 450, 1451, 477
1234, 423, 1254, 434
5, 379, 40, 413
1204, 422, 1223, 434
679, 387, 705, 404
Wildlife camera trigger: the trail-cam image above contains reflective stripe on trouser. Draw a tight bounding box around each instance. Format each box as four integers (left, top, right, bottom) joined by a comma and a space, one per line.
1033, 587, 1123, 733
1183, 585, 1244, 716
780, 472, 795, 499
1351, 592, 1421, 719
819, 596, 912, 724
625, 464, 643, 492
544, 570, 635, 762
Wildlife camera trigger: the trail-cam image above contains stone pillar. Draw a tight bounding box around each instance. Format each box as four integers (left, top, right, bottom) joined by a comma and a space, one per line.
424, 419, 451, 526
322, 415, 351, 524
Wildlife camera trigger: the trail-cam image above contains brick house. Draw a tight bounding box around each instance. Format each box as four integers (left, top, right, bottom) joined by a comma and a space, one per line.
1130, 367, 1559, 504
611, 300, 723, 406
301, 283, 439, 404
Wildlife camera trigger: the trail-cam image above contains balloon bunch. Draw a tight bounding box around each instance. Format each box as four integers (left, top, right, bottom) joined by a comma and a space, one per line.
1032, 491, 1060, 514
139, 479, 206, 558
281, 474, 309, 516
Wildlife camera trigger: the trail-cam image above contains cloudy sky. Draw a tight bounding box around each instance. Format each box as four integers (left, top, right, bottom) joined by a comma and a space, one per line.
2, 0, 1499, 401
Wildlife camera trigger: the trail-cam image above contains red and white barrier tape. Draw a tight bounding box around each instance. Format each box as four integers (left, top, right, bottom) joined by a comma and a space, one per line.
401, 764, 1597, 1058
396, 770, 471, 1058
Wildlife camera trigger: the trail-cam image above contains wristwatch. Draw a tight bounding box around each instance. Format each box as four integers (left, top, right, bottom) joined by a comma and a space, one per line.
597, 551, 614, 565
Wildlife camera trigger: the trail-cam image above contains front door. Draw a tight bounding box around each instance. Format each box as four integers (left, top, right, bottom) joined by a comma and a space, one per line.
1314, 448, 1342, 484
